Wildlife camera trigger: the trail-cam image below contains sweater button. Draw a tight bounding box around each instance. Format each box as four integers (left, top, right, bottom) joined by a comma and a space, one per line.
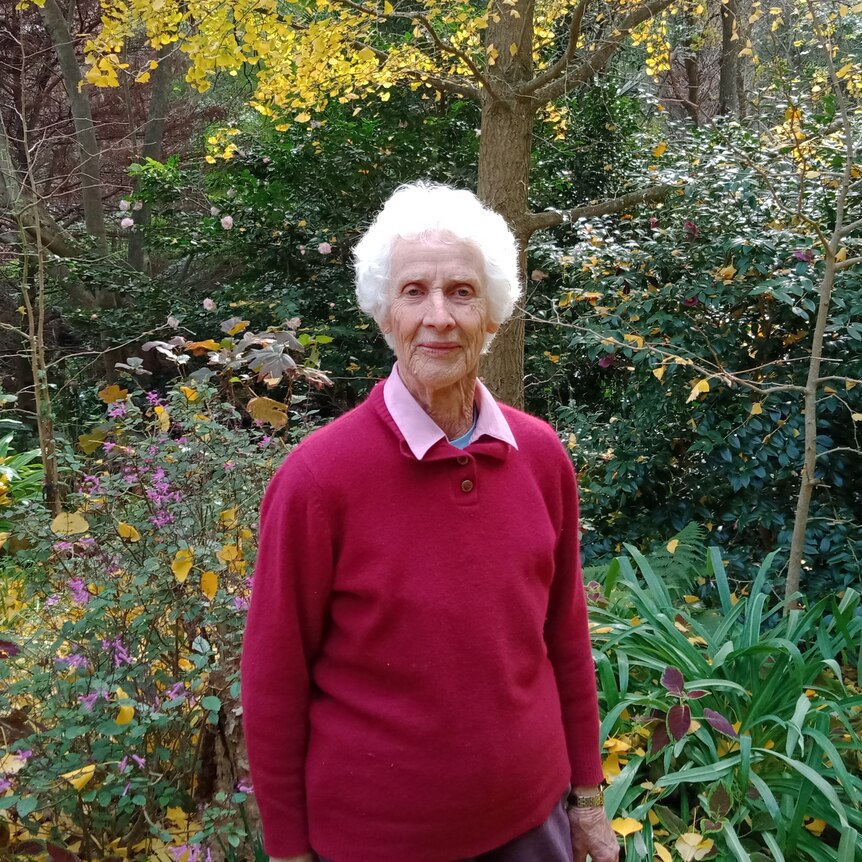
460, 479, 474, 493
456, 456, 469, 465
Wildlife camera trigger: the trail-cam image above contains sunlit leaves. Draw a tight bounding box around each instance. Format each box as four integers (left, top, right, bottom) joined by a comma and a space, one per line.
247, 396, 289, 428
685, 379, 710, 404
200, 570, 218, 600
611, 817, 643, 836
115, 688, 135, 725
98, 384, 128, 404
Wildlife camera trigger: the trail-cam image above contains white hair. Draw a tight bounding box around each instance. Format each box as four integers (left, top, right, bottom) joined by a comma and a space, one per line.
353, 182, 521, 336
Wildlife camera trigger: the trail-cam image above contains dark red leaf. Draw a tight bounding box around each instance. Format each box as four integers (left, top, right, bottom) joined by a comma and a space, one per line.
667, 703, 692, 740
701, 819, 724, 833
46, 843, 81, 862
708, 785, 731, 817
688, 689, 709, 699
704, 708, 738, 738
0, 640, 19, 659
14, 841, 46, 855
660, 665, 685, 696
650, 719, 670, 754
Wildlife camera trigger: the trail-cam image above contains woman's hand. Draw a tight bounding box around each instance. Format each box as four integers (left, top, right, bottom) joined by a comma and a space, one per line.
568, 805, 620, 862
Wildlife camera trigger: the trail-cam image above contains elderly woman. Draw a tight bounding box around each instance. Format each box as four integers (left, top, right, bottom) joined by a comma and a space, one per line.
241, 183, 618, 862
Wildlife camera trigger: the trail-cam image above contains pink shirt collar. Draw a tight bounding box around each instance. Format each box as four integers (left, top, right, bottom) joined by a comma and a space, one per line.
383, 363, 519, 460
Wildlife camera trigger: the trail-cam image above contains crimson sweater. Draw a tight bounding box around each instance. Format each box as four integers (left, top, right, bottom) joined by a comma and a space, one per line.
241, 382, 604, 862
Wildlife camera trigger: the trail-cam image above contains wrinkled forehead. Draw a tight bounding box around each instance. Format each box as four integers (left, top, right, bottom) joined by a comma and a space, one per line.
388, 231, 486, 281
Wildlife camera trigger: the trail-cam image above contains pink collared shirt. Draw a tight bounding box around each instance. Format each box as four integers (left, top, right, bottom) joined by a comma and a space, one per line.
383, 362, 519, 460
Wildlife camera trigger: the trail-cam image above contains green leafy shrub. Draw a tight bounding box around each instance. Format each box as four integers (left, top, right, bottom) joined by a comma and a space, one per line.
0, 382, 283, 859
590, 541, 862, 861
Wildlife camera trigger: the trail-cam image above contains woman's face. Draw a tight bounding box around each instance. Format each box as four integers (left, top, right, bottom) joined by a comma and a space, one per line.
380, 233, 499, 397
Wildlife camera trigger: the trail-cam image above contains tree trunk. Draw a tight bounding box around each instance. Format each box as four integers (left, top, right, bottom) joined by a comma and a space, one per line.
128, 45, 175, 272
784, 251, 836, 605
718, 0, 739, 116
476, 0, 536, 408
39, 0, 108, 252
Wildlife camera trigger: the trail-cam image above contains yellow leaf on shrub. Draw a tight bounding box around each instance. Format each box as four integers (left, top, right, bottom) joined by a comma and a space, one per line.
623, 334, 644, 348
247, 396, 289, 429
172, 548, 194, 583
804, 818, 826, 836
653, 366, 666, 381
51, 511, 90, 535
852, 413, 862, 421
98, 384, 128, 404
115, 687, 135, 725
666, 539, 679, 554
61, 763, 95, 791
654, 842, 673, 862
611, 817, 643, 837
201, 570, 218, 600
154, 405, 171, 432
602, 752, 622, 782
652, 141, 667, 157
78, 429, 107, 454
117, 522, 141, 542
750, 402, 763, 415
219, 507, 238, 528
686, 378, 710, 403
180, 385, 198, 402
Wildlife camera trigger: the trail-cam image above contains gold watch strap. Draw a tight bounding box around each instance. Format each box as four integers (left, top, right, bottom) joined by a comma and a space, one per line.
567, 788, 605, 809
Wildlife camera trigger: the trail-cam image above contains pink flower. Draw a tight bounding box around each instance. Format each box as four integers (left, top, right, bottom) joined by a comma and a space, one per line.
210, 206, 220, 216
318, 242, 332, 255
649, 216, 659, 228
531, 269, 547, 282
597, 355, 616, 369
683, 297, 699, 307
220, 215, 234, 230
202, 298, 216, 312
167, 315, 180, 328
118, 200, 130, 211
133, 201, 143, 211
120, 217, 134, 229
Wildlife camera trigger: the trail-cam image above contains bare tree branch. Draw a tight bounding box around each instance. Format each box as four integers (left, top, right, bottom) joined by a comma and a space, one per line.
524, 183, 674, 233
836, 255, 862, 271
519, 0, 590, 96
533, 0, 675, 104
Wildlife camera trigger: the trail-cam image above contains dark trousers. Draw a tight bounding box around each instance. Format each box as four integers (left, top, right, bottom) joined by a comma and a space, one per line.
317, 796, 573, 862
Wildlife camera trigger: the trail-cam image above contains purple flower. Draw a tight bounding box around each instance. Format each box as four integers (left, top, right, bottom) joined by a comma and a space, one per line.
16, 749, 32, 761
233, 595, 250, 612
150, 511, 175, 529
102, 440, 116, 452
56, 653, 89, 672
683, 297, 699, 307
79, 691, 100, 712
258, 435, 272, 448
101, 636, 132, 667
0, 778, 11, 793
122, 780, 131, 797
45, 594, 60, 607
118, 756, 129, 773
683, 219, 699, 238
108, 401, 127, 418
793, 248, 814, 262
131, 754, 146, 769
236, 780, 253, 794
597, 355, 616, 369
68, 578, 90, 606
146, 391, 164, 406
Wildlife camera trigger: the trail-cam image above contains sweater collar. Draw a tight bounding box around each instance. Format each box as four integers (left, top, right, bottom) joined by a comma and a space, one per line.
383, 363, 518, 461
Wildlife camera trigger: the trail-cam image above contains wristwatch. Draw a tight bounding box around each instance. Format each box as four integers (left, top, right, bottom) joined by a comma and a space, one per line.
567, 787, 605, 809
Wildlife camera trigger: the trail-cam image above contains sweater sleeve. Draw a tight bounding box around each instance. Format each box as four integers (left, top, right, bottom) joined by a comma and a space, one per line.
544, 451, 605, 788
241, 450, 334, 858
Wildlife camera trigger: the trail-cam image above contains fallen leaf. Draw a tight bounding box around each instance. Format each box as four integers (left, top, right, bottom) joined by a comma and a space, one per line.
51, 512, 90, 536
611, 817, 643, 837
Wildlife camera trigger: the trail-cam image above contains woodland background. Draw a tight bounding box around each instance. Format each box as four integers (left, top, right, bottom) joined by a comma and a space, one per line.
0, 0, 860, 860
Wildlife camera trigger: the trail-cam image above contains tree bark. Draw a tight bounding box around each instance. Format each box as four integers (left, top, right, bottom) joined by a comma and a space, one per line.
39, 0, 108, 252
128, 45, 175, 272
718, 0, 739, 116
